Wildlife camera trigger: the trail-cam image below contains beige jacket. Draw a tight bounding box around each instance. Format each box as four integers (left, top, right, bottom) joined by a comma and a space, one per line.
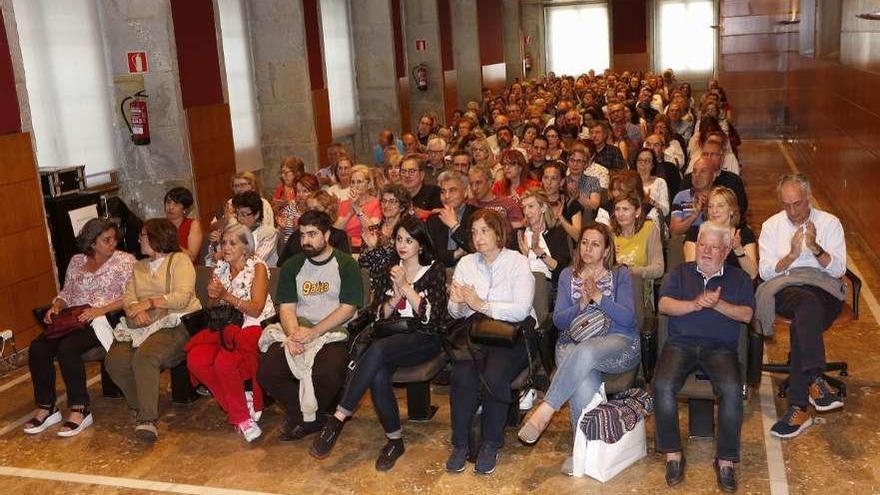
123, 253, 202, 317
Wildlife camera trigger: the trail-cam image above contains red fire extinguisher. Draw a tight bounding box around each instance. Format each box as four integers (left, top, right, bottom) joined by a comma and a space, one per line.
412, 63, 428, 91
121, 90, 151, 145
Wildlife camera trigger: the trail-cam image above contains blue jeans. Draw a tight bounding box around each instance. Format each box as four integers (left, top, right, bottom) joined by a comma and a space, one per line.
653, 342, 742, 461
544, 333, 641, 429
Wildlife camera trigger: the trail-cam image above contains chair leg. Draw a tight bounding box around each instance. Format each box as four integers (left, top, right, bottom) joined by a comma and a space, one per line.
687, 399, 715, 438
405, 382, 437, 421
100, 362, 123, 398
170, 362, 198, 404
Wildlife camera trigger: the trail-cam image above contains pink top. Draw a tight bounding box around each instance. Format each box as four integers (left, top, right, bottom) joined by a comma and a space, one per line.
57, 250, 137, 307
337, 197, 381, 249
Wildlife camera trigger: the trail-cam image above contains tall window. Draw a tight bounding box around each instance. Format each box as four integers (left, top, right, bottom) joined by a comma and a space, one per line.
217, 0, 264, 172
655, 0, 716, 78
545, 3, 610, 75
320, 0, 358, 138
14, 0, 116, 184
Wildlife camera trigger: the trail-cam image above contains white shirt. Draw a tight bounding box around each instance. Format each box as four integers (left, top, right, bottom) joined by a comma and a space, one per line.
448, 248, 536, 322
644, 177, 670, 217
758, 207, 846, 281
664, 140, 685, 168
524, 228, 552, 280
326, 184, 350, 202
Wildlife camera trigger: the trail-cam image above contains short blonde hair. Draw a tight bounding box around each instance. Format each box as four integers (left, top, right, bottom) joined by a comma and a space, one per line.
520, 188, 558, 229
233, 171, 262, 196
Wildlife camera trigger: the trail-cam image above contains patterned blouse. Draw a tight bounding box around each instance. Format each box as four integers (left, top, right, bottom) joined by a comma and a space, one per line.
214, 256, 276, 328
57, 251, 137, 307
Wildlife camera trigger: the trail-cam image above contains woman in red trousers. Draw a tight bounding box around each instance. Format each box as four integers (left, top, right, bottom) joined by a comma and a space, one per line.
186, 223, 276, 442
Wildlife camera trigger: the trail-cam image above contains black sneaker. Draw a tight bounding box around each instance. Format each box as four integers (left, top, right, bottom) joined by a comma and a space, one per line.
713, 459, 737, 493
665, 455, 686, 487
375, 438, 405, 471
474, 444, 500, 475
280, 417, 326, 441
309, 416, 344, 459
809, 377, 844, 412
770, 405, 813, 438
445, 446, 468, 473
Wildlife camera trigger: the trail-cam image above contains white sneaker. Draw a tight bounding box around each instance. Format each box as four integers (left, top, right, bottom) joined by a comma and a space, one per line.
245, 391, 261, 422
237, 419, 262, 443
519, 389, 537, 411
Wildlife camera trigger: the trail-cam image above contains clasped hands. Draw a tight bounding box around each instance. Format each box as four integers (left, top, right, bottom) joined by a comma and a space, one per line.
789, 221, 819, 258
285, 325, 319, 355
449, 281, 485, 312
126, 298, 156, 327
692, 286, 722, 311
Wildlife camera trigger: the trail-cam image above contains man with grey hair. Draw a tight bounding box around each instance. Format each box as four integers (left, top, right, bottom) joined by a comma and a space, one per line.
426, 170, 476, 267
654, 221, 755, 492
425, 137, 449, 185
759, 173, 847, 439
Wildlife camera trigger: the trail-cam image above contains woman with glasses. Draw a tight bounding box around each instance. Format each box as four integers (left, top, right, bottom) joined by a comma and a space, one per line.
277, 190, 351, 266
633, 148, 670, 218
278, 173, 319, 245
230, 191, 278, 266
543, 125, 566, 162
492, 149, 539, 202
273, 157, 305, 239
359, 184, 414, 287
335, 164, 381, 252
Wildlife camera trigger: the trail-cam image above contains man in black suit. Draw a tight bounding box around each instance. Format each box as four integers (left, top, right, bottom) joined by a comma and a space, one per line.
426, 170, 476, 267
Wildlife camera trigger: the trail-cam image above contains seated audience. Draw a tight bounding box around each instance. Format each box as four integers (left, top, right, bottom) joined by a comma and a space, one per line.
400, 155, 442, 220
185, 224, 276, 442
446, 209, 536, 475
278, 173, 319, 245
469, 164, 524, 231
279, 190, 350, 265
542, 161, 584, 240
633, 148, 670, 218
654, 222, 754, 492
684, 186, 757, 279
427, 170, 477, 267
680, 139, 748, 216
164, 187, 203, 262
105, 219, 202, 442
359, 184, 414, 277
326, 157, 354, 202
273, 157, 306, 240
612, 192, 664, 283
310, 217, 448, 470
257, 211, 363, 444
590, 121, 626, 170
566, 143, 603, 211
493, 149, 540, 201
373, 130, 405, 166
229, 191, 278, 267
759, 174, 847, 438
670, 158, 714, 236
25, 219, 136, 437
424, 137, 449, 184
518, 223, 640, 474
335, 164, 381, 252
516, 189, 571, 290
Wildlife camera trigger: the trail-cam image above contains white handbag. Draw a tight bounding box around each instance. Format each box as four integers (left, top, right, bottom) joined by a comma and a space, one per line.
572, 383, 648, 482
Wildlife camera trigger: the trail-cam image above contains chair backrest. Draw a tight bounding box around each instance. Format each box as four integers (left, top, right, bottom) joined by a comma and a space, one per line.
665, 233, 686, 273
194, 265, 213, 308
532, 272, 549, 330
629, 270, 646, 331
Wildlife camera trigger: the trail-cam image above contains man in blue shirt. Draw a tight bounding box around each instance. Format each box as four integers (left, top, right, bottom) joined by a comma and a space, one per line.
654, 222, 755, 492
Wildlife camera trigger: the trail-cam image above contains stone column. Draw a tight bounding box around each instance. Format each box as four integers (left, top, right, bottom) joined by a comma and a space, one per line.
520, 2, 545, 78
248, 0, 318, 179
502, 0, 523, 84
351, 0, 401, 163
99, 0, 193, 219
402, 0, 445, 128
450, 0, 480, 108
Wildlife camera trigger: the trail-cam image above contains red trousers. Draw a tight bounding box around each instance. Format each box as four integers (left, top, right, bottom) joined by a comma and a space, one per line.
185, 325, 263, 425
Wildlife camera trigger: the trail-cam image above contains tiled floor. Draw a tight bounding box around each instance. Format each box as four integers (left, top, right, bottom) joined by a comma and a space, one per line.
0, 139, 877, 494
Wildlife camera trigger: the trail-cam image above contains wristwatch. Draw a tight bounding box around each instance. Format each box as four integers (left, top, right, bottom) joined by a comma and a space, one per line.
538, 253, 547, 260
812, 246, 826, 258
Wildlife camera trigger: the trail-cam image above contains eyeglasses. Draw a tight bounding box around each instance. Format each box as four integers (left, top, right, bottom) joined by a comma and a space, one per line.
502, 161, 519, 168
381, 198, 400, 205
702, 151, 723, 158
350, 179, 370, 186
568, 158, 587, 164
236, 210, 256, 218
400, 168, 420, 176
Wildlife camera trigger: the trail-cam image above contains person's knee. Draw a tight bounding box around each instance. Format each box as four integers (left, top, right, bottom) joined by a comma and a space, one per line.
28, 338, 50, 361
132, 349, 163, 372
213, 351, 240, 373
651, 374, 680, 399
714, 378, 743, 401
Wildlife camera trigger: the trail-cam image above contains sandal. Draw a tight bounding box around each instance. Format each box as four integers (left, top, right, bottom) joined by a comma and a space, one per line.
23, 403, 62, 435
56, 406, 93, 438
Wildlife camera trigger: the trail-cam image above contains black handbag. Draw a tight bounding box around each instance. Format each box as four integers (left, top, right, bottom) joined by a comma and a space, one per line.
468, 313, 532, 347
372, 317, 413, 339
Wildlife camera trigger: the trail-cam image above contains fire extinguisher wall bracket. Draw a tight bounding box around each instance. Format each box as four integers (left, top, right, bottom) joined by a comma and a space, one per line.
121, 90, 151, 146
411, 63, 429, 92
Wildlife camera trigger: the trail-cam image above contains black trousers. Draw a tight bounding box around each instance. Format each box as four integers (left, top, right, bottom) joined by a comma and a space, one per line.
450, 338, 529, 449
338, 332, 441, 434
28, 329, 101, 408
775, 285, 843, 407
257, 341, 349, 423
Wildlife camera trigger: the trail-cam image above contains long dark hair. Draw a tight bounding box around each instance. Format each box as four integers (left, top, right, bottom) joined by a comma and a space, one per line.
388, 216, 435, 266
